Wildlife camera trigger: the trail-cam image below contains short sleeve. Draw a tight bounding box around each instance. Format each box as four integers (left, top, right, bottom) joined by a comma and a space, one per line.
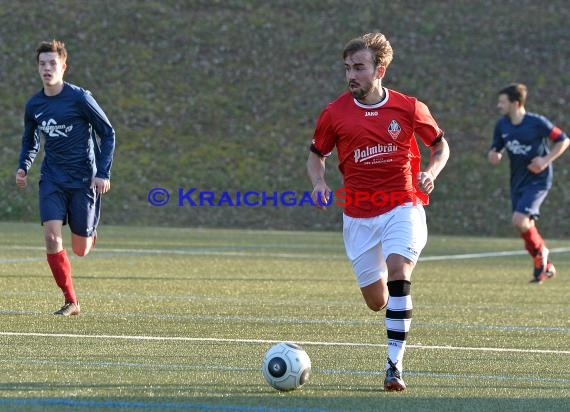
538, 115, 567, 142
414, 99, 444, 147
311, 107, 337, 157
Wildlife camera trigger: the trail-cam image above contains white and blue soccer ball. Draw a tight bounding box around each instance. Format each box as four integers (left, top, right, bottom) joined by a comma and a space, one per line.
261, 342, 311, 391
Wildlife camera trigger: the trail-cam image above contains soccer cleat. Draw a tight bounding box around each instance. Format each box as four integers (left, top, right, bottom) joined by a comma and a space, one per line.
54, 302, 80, 316
532, 247, 549, 279
384, 358, 406, 391
529, 261, 556, 284
546, 262, 557, 278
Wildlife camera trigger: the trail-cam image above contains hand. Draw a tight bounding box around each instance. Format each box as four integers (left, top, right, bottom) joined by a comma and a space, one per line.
16, 169, 27, 189
527, 156, 549, 174
91, 177, 111, 194
311, 181, 332, 210
488, 150, 502, 165
417, 171, 435, 194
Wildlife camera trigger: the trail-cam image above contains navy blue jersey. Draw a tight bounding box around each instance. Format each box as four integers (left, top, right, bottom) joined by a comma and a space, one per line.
491, 113, 567, 191
18, 82, 115, 187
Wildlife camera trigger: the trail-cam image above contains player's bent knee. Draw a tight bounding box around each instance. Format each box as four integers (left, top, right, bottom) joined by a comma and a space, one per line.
71, 233, 95, 257
72, 247, 88, 257
360, 278, 388, 311
71, 241, 92, 257
365, 298, 388, 311
366, 301, 385, 311
72, 243, 94, 257
363, 293, 388, 311
512, 213, 532, 232
513, 221, 530, 233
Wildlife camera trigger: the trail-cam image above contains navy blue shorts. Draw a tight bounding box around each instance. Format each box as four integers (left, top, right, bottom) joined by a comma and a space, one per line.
39, 180, 101, 237
511, 185, 548, 220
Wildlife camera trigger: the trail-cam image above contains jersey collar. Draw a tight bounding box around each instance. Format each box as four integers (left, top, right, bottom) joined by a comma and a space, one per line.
353, 88, 389, 109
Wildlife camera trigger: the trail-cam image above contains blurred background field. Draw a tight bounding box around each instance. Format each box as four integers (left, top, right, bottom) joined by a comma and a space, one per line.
1, 0, 569, 236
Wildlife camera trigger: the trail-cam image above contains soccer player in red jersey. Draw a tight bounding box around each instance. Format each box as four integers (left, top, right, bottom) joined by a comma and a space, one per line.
488, 83, 568, 283
307, 33, 449, 391
16, 40, 115, 316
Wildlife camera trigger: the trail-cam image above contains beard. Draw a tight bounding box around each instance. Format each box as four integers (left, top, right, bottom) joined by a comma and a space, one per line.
348, 82, 373, 100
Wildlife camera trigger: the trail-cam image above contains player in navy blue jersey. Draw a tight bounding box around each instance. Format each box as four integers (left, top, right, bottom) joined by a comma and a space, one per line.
16, 40, 115, 315
488, 83, 568, 284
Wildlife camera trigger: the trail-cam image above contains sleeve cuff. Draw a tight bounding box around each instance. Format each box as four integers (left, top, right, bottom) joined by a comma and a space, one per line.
310, 143, 326, 157
429, 132, 445, 147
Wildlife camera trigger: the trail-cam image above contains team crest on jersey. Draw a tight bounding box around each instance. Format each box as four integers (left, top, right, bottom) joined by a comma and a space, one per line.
387, 120, 401, 140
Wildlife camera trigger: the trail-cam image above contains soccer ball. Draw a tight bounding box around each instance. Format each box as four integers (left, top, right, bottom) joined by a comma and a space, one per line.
261, 342, 311, 391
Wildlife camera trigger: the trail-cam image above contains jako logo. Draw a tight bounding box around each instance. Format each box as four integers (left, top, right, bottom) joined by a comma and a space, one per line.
365, 111, 378, 117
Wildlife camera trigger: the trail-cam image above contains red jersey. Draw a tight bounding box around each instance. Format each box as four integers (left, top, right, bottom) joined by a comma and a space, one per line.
311, 88, 444, 218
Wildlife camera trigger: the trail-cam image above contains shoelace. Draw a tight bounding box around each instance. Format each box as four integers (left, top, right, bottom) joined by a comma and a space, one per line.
58, 303, 75, 312
387, 358, 401, 378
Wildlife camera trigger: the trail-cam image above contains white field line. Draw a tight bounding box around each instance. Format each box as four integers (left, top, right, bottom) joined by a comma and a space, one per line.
0, 398, 330, 412
1, 331, 569, 355
2, 245, 570, 263
420, 247, 570, 261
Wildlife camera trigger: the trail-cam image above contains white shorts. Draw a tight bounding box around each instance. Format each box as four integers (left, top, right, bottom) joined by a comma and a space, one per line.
342, 203, 428, 288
